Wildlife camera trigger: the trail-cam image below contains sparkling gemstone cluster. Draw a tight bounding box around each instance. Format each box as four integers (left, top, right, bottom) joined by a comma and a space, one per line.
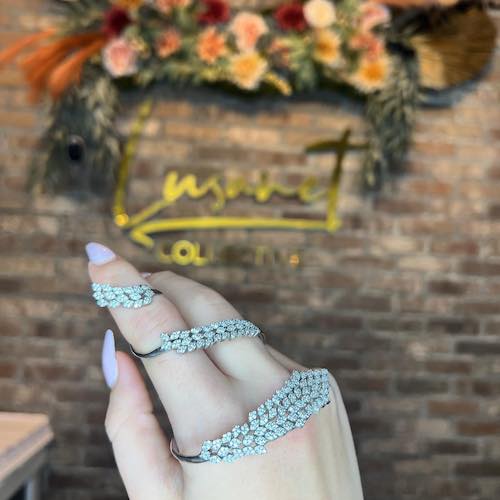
160, 319, 261, 354
199, 369, 330, 463
91, 283, 156, 309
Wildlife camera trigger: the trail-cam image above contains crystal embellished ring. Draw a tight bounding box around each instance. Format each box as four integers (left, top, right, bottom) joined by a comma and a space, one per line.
170, 369, 331, 464
91, 283, 160, 309
130, 319, 265, 358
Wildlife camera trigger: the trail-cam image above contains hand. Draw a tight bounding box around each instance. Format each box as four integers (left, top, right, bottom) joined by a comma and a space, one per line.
86, 242, 364, 500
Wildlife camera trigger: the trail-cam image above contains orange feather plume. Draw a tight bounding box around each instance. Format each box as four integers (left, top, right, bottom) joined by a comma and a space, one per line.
0, 28, 56, 67
48, 37, 106, 100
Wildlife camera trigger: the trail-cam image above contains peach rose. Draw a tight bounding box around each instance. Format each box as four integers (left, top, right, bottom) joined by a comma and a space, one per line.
197, 27, 227, 64
102, 37, 138, 77
229, 12, 268, 52
304, 0, 336, 29
156, 29, 181, 58
349, 31, 384, 60
229, 51, 268, 90
358, 2, 391, 32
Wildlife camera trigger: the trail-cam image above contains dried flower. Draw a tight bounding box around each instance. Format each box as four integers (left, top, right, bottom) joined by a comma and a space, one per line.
198, 0, 230, 25
304, 0, 336, 29
229, 51, 268, 90
268, 37, 291, 67
197, 27, 227, 64
274, 3, 307, 32
156, 29, 182, 58
229, 12, 268, 52
102, 37, 138, 77
113, 0, 144, 10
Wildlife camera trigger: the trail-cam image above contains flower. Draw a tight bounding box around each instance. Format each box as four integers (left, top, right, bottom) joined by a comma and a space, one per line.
197, 27, 227, 64
313, 29, 341, 66
268, 37, 291, 67
229, 51, 268, 90
102, 6, 132, 38
229, 12, 268, 52
358, 2, 390, 32
102, 37, 138, 77
349, 31, 384, 60
274, 3, 307, 32
198, 0, 230, 25
155, 0, 191, 15
156, 29, 181, 58
351, 54, 390, 92
304, 0, 336, 29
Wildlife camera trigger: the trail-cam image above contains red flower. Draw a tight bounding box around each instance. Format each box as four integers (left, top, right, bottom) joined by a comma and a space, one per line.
102, 6, 132, 38
274, 2, 306, 32
198, 0, 230, 25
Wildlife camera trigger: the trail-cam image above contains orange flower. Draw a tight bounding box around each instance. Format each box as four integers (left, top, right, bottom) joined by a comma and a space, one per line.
197, 27, 227, 64
229, 12, 268, 52
313, 29, 341, 66
352, 54, 390, 92
156, 29, 181, 58
229, 51, 268, 90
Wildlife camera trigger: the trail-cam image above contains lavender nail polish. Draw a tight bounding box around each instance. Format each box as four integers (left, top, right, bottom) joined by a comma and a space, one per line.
85, 242, 116, 265
102, 329, 118, 389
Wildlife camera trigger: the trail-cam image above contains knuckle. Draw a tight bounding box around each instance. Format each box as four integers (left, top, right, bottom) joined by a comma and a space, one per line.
92, 259, 138, 284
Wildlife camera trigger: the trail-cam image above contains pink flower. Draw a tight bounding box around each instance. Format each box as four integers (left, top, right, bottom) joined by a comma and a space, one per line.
349, 31, 384, 60
358, 2, 391, 32
229, 12, 268, 52
102, 37, 138, 77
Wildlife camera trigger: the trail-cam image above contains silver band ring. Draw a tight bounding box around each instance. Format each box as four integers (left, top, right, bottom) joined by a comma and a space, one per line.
170, 369, 331, 464
130, 319, 266, 359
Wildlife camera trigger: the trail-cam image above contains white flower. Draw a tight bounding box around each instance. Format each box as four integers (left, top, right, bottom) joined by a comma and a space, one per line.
304, 0, 336, 29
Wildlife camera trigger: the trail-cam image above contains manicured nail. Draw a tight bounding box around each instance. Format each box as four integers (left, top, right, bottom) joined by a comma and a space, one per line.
102, 329, 118, 389
141, 272, 152, 278
85, 242, 116, 265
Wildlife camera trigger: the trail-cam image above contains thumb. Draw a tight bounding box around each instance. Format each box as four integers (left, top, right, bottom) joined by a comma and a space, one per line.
102, 330, 182, 500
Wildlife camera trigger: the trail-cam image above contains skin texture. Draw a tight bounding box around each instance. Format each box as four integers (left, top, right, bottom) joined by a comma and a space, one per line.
87, 244, 364, 500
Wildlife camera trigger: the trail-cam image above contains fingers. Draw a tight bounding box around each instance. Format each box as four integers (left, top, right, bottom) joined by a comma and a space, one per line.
87, 243, 233, 452
103, 335, 182, 500
147, 270, 287, 382
265, 345, 306, 371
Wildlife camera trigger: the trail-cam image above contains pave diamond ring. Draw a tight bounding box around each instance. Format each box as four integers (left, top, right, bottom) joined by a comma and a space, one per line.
170, 369, 331, 464
130, 318, 264, 358
91, 283, 160, 309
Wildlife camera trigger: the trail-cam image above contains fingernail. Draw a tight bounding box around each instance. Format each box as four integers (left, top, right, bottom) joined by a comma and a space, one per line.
102, 329, 118, 389
141, 272, 152, 278
86, 242, 116, 265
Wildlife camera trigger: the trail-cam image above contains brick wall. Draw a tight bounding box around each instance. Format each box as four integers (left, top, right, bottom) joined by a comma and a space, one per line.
1, 2, 500, 499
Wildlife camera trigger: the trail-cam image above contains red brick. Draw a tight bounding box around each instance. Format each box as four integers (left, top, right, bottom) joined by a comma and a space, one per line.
428, 399, 479, 416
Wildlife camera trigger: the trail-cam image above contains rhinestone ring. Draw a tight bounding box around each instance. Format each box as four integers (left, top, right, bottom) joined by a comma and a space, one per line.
130, 318, 264, 358
171, 369, 331, 464
91, 283, 160, 309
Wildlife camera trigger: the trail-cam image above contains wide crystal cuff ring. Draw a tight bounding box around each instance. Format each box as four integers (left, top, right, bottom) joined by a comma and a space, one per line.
170, 369, 330, 464
130, 318, 264, 358
91, 283, 160, 308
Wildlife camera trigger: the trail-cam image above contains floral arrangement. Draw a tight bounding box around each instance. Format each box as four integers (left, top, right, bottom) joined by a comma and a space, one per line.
98, 0, 392, 95
0, 0, 495, 193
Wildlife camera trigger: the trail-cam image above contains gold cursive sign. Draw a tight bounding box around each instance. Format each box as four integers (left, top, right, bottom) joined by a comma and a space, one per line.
113, 99, 367, 254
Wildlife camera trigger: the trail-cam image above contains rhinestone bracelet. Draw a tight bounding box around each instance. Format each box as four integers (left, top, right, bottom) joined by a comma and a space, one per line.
171, 369, 331, 464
